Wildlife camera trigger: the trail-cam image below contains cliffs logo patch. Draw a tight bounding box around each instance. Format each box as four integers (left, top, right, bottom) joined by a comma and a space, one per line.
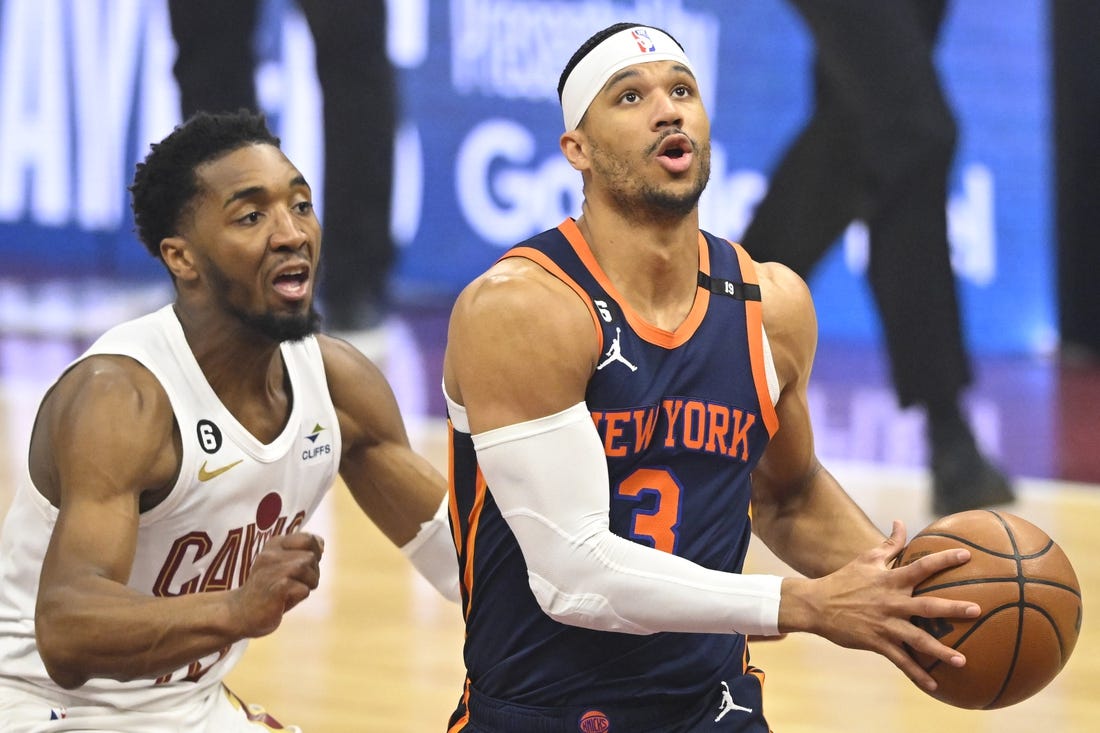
302, 422, 332, 461
578, 709, 610, 733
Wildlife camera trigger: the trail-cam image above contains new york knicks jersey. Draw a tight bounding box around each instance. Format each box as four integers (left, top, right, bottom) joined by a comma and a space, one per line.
0, 305, 340, 714
448, 219, 779, 708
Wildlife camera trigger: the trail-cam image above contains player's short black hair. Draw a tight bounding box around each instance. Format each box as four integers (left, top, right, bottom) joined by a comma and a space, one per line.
557, 22, 686, 102
129, 109, 280, 259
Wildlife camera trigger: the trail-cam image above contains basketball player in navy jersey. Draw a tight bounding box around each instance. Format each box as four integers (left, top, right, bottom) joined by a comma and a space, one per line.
442, 23, 982, 731
0, 111, 457, 731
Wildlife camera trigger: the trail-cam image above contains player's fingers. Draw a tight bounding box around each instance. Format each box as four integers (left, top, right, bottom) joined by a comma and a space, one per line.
293, 548, 322, 589
895, 547, 970, 584
881, 642, 942, 692
898, 620, 968, 671
279, 532, 325, 557
907, 597, 981, 621
281, 580, 314, 613
869, 520, 908, 565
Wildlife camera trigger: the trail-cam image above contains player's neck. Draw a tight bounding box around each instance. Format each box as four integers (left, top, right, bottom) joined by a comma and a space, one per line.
576, 207, 700, 330
173, 303, 290, 419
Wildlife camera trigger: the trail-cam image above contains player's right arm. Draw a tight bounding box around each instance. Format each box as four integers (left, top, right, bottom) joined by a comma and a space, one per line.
32, 356, 321, 689
445, 259, 782, 636
444, 257, 597, 431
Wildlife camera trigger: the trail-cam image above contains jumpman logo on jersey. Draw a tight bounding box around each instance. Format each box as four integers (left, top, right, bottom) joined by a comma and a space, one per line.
596, 327, 637, 372
715, 681, 753, 722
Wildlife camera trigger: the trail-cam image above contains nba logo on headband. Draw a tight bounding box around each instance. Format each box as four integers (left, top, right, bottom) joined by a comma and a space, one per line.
632, 28, 656, 53
560, 25, 696, 130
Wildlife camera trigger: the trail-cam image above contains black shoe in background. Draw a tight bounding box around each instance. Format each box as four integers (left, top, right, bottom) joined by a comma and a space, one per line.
929, 414, 1015, 516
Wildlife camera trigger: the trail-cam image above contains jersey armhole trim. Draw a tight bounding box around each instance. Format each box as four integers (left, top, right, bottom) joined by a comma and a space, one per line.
502, 246, 605, 356
731, 242, 780, 437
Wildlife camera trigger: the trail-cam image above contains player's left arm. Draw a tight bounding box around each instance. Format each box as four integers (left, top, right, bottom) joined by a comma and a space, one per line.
749, 261, 885, 578
319, 336, 459, 601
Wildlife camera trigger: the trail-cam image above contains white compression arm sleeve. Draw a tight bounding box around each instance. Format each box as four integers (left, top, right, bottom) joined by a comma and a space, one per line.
399, 493, 462, 603
473, 402, 782, 636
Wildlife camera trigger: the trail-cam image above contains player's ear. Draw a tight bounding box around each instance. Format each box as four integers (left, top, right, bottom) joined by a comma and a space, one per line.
560, 129, 590, 172
160, 236, 198, 282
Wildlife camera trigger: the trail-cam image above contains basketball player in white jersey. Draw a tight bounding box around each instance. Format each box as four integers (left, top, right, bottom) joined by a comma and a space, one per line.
0, 111, 458, 731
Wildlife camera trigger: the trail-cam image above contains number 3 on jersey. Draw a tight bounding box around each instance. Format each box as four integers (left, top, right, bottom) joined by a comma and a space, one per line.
616, 467, 683, 553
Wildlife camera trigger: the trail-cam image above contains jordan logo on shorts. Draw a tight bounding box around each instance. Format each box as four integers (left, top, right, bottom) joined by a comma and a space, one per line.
715, 681, 753, 722
596, 328, 637, 372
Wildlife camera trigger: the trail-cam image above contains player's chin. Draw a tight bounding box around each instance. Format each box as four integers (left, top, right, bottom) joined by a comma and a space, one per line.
252, 308, 321, 342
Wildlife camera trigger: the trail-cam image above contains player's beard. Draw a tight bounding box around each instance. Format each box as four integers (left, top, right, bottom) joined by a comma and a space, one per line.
206, 261, 321, 343
590, 134, 711, 225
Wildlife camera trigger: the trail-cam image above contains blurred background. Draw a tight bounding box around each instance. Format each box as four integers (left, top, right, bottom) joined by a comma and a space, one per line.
1, 0, 1097, 481
0, 1, 1097, 730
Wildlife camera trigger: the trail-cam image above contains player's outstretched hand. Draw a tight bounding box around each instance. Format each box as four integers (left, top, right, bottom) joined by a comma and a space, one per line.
779, 520, 980, 692
233, 532, 325, 638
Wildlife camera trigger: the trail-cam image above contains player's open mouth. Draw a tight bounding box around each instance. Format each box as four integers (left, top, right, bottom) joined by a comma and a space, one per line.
272, 264, 310, 300
656, 135, 693, 172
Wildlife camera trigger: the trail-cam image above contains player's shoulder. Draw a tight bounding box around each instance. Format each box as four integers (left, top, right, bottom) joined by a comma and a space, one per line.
315, 332, 386, 388
753, 260, 814, 321
315, 333, 395, 408
455, 253, 582, 326
39, 353, 174, 447
750, 260, 818, 386
754, 259, 810, 299
56, 353, 166, 405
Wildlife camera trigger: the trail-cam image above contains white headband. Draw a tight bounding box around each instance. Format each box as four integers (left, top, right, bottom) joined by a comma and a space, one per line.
560, 26, 694, 131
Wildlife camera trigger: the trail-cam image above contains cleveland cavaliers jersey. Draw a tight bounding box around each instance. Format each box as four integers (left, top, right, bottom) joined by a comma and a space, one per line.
447, 219, 780, 707
0, 305, 340, 714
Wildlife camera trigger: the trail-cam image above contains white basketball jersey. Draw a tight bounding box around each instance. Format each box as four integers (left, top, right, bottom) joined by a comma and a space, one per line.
0, 305, 340, 716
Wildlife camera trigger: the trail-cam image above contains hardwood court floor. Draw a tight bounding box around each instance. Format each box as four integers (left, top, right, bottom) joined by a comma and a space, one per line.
219, 456, 1100, 733
1, 306, 1098, 731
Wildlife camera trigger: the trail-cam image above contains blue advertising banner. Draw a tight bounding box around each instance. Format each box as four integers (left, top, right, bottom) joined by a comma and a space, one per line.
0, 0, 1054, 354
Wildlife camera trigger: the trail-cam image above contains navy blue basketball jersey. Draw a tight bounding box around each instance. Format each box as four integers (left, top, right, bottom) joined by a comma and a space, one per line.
447, 218, 779, 721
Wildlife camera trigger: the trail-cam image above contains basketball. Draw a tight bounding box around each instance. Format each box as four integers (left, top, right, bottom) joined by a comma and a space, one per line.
896, 510, 1082, 709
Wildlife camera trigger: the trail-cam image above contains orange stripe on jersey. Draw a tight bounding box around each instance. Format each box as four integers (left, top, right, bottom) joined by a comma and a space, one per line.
741, 642, 767, 687
446, 421, 463, 555
446, 678, 473, 733
502, 245, 605, 356
558, 218, 710, 349
461, 470, 489, 622
731, 242, 780, 438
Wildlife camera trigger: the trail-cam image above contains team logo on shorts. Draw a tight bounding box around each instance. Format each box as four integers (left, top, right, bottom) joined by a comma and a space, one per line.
578, 709, 610, 733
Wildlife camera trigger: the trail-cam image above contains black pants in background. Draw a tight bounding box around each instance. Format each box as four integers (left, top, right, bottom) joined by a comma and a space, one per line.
168, 0, 397, 330
741, 0, 969, 410
1052, 0, 1100, 357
